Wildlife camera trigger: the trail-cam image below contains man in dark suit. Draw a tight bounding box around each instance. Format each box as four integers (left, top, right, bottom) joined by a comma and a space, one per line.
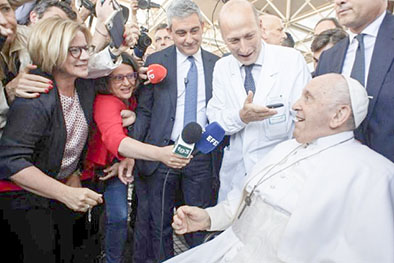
315, 0, 394, 162
131, 0, 220, 261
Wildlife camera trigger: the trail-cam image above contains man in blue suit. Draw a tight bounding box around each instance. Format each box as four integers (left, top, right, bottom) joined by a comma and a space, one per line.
315, 0, 394, 162
131, 0, 220, 261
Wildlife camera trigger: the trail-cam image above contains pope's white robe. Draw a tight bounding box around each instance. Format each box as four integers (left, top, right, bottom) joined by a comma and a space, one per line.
166, 131, 394, 263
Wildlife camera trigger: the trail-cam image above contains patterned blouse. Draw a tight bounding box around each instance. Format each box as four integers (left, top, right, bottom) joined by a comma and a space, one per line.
57, 91, 88, 180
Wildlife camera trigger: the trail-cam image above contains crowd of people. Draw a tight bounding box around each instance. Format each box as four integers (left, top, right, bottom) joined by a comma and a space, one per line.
0, 0, 393, 262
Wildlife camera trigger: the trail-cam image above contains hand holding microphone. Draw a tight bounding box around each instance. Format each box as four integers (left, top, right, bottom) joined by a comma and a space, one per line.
171, 122, 225, 237
172, 122, 202, 158
160, 122, 225, 168
147, 64, 167, 84
158, 122, 202, 169
138, 64, 167, 85
158, 146, 190, 169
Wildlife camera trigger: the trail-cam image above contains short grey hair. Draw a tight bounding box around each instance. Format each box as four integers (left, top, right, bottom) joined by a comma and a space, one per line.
166, 0, 203, 28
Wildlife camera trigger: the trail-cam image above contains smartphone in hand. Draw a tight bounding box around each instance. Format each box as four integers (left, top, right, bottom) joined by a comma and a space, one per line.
105, 9, 125, 48
266, 103, 284, 109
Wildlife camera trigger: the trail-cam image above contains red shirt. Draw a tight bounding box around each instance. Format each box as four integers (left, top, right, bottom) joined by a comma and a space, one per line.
0, 180, 22, 192
83, 94, 137, 178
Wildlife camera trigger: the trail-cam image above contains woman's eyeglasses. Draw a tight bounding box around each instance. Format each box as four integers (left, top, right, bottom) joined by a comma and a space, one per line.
109, 72, 138, 83
68, 45, 95, 59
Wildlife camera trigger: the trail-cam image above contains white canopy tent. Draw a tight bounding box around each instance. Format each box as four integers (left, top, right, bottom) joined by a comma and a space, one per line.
126, 0, 337, 63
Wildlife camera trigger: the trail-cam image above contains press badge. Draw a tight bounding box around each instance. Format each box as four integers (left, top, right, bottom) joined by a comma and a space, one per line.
269, 114, 286, 124
263, 95, 289, 140
267, 96, 286, 124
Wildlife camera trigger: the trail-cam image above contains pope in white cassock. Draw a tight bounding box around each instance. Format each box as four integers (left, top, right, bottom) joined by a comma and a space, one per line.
166, 73, 394, 263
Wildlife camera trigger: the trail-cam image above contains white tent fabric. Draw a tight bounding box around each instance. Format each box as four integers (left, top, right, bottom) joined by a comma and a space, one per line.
125, 0, 337, 63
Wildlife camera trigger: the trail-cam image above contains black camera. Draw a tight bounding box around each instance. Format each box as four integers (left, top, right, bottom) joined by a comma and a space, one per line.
134, 27, 152, 58
80, 0, 129, 20
137, 0, 160, 10
81, 0, 96, 16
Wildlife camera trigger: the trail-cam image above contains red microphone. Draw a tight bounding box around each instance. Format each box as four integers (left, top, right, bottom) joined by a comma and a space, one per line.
147, 64, 167, 84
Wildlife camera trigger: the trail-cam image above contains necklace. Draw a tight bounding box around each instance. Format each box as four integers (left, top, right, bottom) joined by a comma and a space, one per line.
237, 136, 354, 219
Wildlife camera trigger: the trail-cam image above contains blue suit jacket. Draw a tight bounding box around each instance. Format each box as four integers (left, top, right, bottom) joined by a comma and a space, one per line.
132, 45, 220, 175
315, 12, 394, 162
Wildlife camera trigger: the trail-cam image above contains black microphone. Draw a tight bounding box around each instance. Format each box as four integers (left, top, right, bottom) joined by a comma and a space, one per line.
138, 0, 160, 9
172, 122, 202, 158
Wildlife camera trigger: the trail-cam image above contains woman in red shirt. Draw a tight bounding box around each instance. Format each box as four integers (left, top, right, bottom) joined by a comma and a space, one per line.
85, 53, 139, 263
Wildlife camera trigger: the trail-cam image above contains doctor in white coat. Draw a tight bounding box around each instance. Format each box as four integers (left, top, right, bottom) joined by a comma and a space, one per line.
206, 0, 311, 201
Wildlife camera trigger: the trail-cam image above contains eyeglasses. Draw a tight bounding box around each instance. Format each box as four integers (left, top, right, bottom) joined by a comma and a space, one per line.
68, 45, 94, 59
109, 72, 138, 83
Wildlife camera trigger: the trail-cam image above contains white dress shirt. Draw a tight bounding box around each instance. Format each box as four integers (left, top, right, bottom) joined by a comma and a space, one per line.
341, 11, 385, 85
238, 45, 264, 87
170, 48, 207, 141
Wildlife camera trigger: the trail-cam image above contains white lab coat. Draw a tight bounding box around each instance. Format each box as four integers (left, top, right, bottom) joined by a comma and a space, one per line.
166, 132, 394, 263
206, 43, 311, 201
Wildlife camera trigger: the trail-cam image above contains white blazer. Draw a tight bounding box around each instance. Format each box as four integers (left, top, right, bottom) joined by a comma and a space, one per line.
207, 43, 311, 201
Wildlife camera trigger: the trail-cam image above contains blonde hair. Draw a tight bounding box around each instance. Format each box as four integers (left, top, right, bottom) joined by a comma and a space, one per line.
28, 17, 92, 74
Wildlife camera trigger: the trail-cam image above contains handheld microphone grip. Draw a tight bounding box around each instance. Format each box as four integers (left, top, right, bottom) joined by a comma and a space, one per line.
172, 122, 202, 158
194, 122, 226, 154
147, 64, 167, 84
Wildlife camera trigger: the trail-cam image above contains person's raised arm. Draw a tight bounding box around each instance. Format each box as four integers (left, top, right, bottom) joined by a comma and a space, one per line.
118, 137, 190, 169
130, 0, 138, 24
88, 23, 140, 79
92, 0, 139, 52
92, 95, 189, 170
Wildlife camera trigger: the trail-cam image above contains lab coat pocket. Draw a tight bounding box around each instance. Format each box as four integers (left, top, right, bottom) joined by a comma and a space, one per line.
263, 97, 290, 141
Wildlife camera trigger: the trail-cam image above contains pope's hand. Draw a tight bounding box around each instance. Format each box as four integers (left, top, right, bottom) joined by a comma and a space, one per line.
239, 91, 277, 124
172, 205, 211, 235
